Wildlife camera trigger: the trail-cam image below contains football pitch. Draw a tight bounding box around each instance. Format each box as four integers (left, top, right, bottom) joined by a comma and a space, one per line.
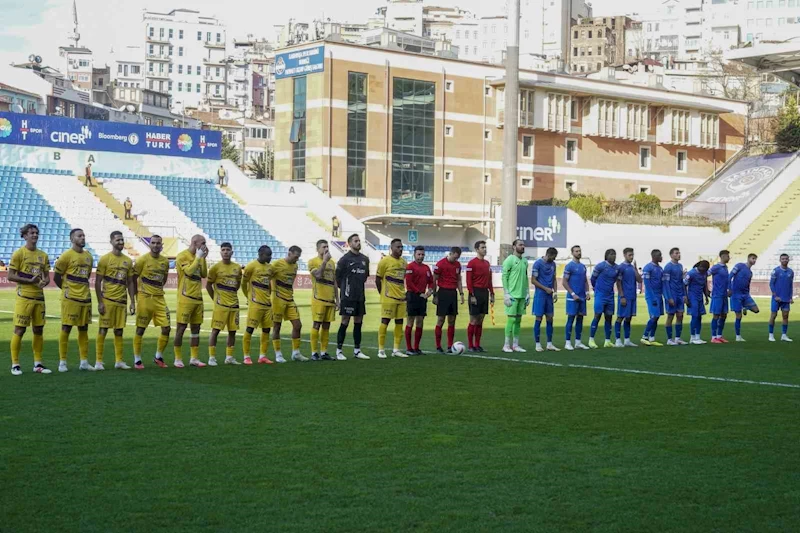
1, 289, 799, 532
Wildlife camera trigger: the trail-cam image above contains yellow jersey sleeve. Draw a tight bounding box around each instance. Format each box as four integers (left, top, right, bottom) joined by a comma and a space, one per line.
379, 256, 407, 303
11, 247, 49, 300
55, 249, 93, 303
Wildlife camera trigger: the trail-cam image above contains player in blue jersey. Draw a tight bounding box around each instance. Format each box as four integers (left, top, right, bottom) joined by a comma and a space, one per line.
709, 250, 731, 344
531, 247, 560, 352
729, 253, 760, 342
684, 260, 710, 344
663, 247, 688, 346
589, 249, 619, 349
614, 247, 642, 347
641, 249, 665, 347
768, 253, 794, 342
562, 245, 590, 351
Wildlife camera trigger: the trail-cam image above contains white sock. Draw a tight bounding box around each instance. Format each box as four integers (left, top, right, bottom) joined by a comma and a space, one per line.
155, 351, 163, 360
134, 355, 142, 363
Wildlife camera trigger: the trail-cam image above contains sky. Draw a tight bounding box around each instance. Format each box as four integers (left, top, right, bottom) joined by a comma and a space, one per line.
0, 0, 641, 69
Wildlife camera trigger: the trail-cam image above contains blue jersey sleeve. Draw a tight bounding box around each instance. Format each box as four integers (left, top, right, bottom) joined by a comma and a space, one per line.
770, 268, 778, 295
662, 269, 672, 300
531, 259, 541, 280
729, 265, 739, 290
590, 263, 602, 288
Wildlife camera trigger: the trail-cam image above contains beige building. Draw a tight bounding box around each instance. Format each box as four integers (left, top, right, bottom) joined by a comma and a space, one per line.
274, 40, 748, 220
571, 16, 636, 74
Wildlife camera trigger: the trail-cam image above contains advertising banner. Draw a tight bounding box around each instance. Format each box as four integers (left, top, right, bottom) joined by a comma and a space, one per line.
0, 112, 221, 160
274, 45, 325, 79
516, 206, 568, 248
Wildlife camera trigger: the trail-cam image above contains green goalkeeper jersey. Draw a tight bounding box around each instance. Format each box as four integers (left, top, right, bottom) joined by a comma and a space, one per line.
502, 254, 529, 299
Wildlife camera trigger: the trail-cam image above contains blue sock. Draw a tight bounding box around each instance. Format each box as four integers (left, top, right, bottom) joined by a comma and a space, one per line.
769, 323, 775, 334
643, 319, 652, 338
651, 320, 658, 339
575, 316, 584, 341
783, 324, 788, 335
590, 316, 600, 338
565, 315, 575, 341
718, 317, 726, 337
623, 321, 631, 340
676, 323, 683, 339
711, 317, 718, 337
735, 317, 742, 335
614, 321, 622, 340
696, 316, 703, 337
534, 320, 542, 343
604, 318, 612, 340
666, 325, 673, 340
689, 317, 696, 336
546, 321, 554, 343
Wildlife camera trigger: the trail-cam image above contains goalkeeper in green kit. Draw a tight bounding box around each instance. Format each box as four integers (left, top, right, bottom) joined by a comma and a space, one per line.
502, 239, 530, 353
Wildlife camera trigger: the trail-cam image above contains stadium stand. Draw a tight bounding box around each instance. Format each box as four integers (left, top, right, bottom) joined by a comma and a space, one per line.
0, 166, 87, 264
374, 244, 477, 264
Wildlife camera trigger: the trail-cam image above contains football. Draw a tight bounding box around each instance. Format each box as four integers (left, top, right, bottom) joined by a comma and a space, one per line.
451, 341, 465, 354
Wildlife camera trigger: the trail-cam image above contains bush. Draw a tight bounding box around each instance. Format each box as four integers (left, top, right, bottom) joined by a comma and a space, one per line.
627, 192, 662, 214
567, 193, 604, 220
776, 93, 800, 153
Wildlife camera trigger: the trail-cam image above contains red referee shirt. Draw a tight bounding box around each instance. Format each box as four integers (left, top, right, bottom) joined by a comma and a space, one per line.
405, 261, 433, 294
466, 257, 494, 294
434, 257, 462, 290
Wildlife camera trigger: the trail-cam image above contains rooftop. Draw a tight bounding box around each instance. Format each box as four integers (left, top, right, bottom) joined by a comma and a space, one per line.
58, 46, 92, 54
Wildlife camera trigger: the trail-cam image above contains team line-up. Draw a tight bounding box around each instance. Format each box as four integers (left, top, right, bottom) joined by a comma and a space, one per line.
6, 225, 795, 376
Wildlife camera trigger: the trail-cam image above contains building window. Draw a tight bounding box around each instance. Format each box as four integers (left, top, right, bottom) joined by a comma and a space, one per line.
672, 109, 691, 144
598, 46, 602, 55
290, 76, 307, 182
445, 125, 454, 137
197, 84, 201, 93
179, 47, 184, 57
677, 150, 687, 172
565, 139, 578, 163
149, 27, 154, 38
179, 29, 183, 39
626, 104, 649, 142
177, 82, 182, 92
573, 47, 578, 56
207, 32, 211, 41
169, 28, 173, 39
484, 129, 492, 141
565, 180, 577, 192
178, 64, 183, 74
570, 99, 578, 122
484, 86, 492, 97
445, 80, 454, 92
168, 81, 173, 91
159, 28, 164, 39
639, 185, 651, 194
675, 188, 687, 199
574, 30, 578, 38
700, 113, 719, 148
547, 93, 570, 132
521, 176, 533, 189
444, 170, 454, 183
484, 173, 491, 184
588, 30, 593, 38
522, 135, 534, 158
392, 78, 436, 216
197, 31, 202, 40
216, 33, 221, 42
639, 146, 651, 169
346, 72, 367, 198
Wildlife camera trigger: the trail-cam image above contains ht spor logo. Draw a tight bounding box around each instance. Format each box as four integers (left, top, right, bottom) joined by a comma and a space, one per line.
50, 125, 92, 145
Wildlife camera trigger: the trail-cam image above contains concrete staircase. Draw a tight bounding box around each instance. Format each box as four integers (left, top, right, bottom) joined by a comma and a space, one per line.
90, 178, 152, 238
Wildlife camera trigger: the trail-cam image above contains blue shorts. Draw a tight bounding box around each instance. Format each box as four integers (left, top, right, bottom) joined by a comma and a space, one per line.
772, 299, 791, 313
646, 297, 664, 318
710, 296, 729, 315
532, 291, 554, 317
566, 298, 587, 316
687, 298, 706, 317
617, 295, 637, 318
665, 297, 685, 315
594, 293, 615, 316
730, 293, 757, 313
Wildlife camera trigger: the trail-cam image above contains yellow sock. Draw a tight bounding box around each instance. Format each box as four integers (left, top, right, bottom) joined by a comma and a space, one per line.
113, 335, 124, 363
310, 328, 320, 353
226, 346, 234, 357
95, 331, 107, 363
378, 322, 388, 351
33, 335, 43, 364
273, 338, 282, 353
133, 334, 143, 357
394, 322, 403, 351
173, 344, 183, 362
320, 328, 330, 353
292, 338, 301, 352
209, 344, 217, 358
157, 334, 169, 354
243, 331, 252, 358
260, 333, 269, 356
10, 334, 22, 366
190, 345, 199, 359
78, 330, 89, 360
59, 330, 69, 361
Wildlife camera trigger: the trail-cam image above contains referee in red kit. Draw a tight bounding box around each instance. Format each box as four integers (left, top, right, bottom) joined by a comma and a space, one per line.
404, 246, 434, 355
466, 240, 494, 352
433, 247, 465, 353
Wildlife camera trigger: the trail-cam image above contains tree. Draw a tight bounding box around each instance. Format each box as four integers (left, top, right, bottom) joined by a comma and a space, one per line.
221, 136, 239, 165
247, 149, 275, 180
775, 93, 800, 153
700, 52, 762, 102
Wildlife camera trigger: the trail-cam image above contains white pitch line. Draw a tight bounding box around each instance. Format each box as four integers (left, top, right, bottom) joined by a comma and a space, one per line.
1, 310, 799, 390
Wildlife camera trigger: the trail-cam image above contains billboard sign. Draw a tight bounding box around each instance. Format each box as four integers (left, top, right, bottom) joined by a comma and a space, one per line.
0, 112, 221, 160
516, 206, 568, 248
274, 45, 325, 79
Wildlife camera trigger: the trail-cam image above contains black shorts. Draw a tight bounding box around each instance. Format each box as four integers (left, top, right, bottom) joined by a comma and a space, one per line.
469, 288, 490, 316
436, 288, 459, 317
406, 292, 428, 317
340, 299, 366, 317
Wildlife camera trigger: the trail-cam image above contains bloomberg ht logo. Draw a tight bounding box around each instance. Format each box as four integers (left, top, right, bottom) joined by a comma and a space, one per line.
50, 125, 92, 145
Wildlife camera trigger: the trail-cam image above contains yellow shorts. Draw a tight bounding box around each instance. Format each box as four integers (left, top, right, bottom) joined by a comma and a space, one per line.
99, 301, 127, 330
272, 298, 300, 322
212, 306, 240, 332
380, 302, 405, 320
177, 300, 204, 325
246, 304, 273, 329
14, 297, 46, 328
136, 294, 170, 328
62, 299, 92, 327
311, 301, 336, 323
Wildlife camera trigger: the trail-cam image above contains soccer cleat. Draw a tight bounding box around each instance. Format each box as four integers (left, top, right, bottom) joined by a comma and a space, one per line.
666, 339, 677, 346
614, 340, 625, 348
719, 337, 729, 344
691, 339, 706, 345
377, 350, 387, 359
257, 356, 273, 364
134, 361, 144, 370
782, 334, 793, 342
476, 346, 486, 353
208, 357, 218, 367
467, 347, 478, 353
353, 351, 370, 360
406, 350, 417, 357
624, 340, 638, 348
336, 349, 347, 361
11, 365, 22, 376
649, 340, 664, 347
173, 360, 185, 368
321, 353, 334, 361
436, 347, 445, 354
79, 360, 96, 371
512, 345, 527, 353
736, 336, 746, 342
640, 339, 652, 346
768, 334, 776, 342
59, 361, 68, 372
564, 341, 574, 351
243, 356, 254, 365
33, 364, 52, 374
392, 350, 408, 358
225, 356, 241, 365
604, 340, 614, 348
153, 357, 168, 368
502, 344, 513, 353
675, 338, 688, 345
94, 362, 105, 371
115, 362, 131, 370
546, 343, 561, 352
291, 352, 309, 362
274, 353, 286, 363
416, 349, 426, 355
535, 343, 544, 353
711, 338, 724, 344
575, 341, 591, 350
588, 339, 598, 349
189, 358, 206, 367
311, 352, 322, 361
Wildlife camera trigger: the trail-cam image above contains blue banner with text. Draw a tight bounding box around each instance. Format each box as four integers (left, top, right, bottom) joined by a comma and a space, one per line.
516, 206, 568, 248
274, 45, 325, 79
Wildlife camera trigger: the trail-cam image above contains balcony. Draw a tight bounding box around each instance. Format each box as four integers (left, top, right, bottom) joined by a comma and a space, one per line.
146, 35, 170, 44
146, 54, 171, 62
147, 72, 170, 80
203, 58, 226, 66
204, 41, 226, 49
207, 93, 226, 101
204, 76, 226, 84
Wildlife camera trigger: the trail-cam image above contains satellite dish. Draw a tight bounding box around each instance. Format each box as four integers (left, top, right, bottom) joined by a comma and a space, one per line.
35, 56, 42, 64
11, 104, 24, 113
28, 54, 36, 63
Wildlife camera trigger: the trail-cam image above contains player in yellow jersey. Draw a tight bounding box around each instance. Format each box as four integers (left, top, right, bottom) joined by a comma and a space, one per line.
94, 231, 135, 370
271, 245, 308, 362
206, 242, 242, 366
132, 235, 171, 369
308, 239, 339, 361
376, 238, 409, 358
242, 245, 274, 365
54, 228, 94, 372
8, 224, 52, 375
173, 235, 209, 368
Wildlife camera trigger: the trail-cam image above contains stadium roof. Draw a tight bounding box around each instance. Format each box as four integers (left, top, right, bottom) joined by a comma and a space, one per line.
361, 214, 492, 228
726, 41, 800, 87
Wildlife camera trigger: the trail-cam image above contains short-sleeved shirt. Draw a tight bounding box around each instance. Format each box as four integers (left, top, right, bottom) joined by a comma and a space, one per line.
616, 261, 637, 299
96, 252, 134, 305
242, 260, 273, 307
308, 256, 337, 305
531, 258, 556, 294
466, 258, 493, 292
563, 260, 587, 299
709, 263, 729, 298
10, 246, 49, 300
502, 255, 529, 299
684, 268, 707, 300
771, 266, 794, 301
176, 249, 207, 302
271, 259, 298, 302
208, 261, 242, 308
591, 261, 619, 296
54, 248, 94, 304
642, 262, 664, 299
134, 253, 170, 297
434, 258, 462, 290
406, 261, 433, 294
663, 261, 685, 302
377, 255, 408, 303
730, 263, 753, 294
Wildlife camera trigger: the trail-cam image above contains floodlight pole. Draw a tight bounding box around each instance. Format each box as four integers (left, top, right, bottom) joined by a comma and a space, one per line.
500, 0, 521, 262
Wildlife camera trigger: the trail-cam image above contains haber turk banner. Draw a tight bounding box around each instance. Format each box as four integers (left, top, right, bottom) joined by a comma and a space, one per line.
0, 112, 221, 160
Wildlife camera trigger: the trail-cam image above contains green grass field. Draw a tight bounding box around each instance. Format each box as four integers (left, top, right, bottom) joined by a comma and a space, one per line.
1, 289, 799, 532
